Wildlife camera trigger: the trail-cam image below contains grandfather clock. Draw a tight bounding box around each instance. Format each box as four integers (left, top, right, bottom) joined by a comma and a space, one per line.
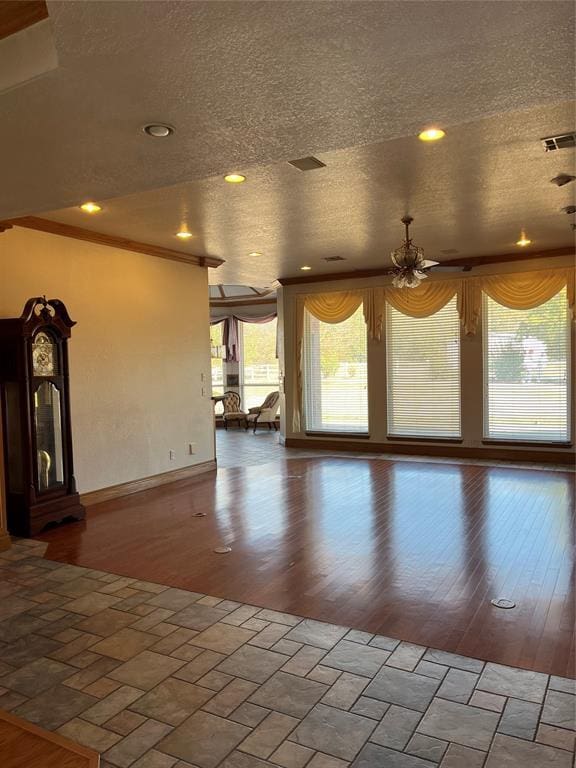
0, 297, 85, 536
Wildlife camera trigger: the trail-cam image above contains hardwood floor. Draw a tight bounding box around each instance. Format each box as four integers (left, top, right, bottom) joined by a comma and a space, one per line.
37, 456, 575, 677
0, 708, 99, 768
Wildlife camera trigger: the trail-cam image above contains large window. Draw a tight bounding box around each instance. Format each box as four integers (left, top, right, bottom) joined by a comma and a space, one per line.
240, 319, 280, 410
210, 322, 224, 398
387, 298, 461, 438
483, 288, 570, 442
303, 306, 368, 433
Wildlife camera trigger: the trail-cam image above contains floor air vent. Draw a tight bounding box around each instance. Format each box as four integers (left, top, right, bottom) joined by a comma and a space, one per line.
288, 156, 326, 171
541, 133, 576, 151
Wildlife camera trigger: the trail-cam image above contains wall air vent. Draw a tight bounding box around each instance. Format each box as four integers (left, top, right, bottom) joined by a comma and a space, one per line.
288, 156, 326, 171
323, 256, 346, 262
541, 133, 576, 152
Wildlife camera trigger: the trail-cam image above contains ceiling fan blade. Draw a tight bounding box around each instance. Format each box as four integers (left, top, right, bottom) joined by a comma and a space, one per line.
428, 264, 473, 272
422, 260, 439, 268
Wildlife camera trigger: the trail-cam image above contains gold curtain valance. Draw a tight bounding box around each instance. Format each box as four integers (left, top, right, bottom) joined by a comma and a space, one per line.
384, 281, 459, 319
304, 289, 385, 341
483, 268, 575, 312
462, 267, 575, 335
383, 268, 575, 335
304, 291, 363, 324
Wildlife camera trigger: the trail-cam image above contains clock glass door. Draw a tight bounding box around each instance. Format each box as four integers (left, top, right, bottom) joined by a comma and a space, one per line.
34, 381, 64, 491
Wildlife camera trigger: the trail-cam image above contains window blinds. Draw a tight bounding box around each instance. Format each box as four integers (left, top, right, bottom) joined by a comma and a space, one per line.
303, 307, 369, 433
483, 288, 569, 442
386, 297, 461, 438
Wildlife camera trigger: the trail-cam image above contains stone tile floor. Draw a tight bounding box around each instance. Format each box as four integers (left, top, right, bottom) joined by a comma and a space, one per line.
0, 539, 574, 768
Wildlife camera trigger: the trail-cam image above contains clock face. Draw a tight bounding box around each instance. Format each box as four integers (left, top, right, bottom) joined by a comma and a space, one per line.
32, 332, 56, 376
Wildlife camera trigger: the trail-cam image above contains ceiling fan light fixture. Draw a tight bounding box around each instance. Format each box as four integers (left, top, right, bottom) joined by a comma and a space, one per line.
389, 216, 429, 288
392, 270, 428, 289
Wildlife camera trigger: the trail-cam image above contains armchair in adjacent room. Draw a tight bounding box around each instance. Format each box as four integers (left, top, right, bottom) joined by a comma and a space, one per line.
221, 391, 247, 429
245, 391, 280, 433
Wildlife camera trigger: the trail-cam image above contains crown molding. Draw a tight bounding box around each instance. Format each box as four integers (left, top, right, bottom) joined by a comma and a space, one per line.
0, 216, 225, 269
0, 0, 48, 41
277, 246, 575, 286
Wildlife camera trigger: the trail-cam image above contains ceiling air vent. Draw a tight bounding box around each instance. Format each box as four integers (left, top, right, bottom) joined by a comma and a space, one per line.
323, 256, 346, 262
550, 174, 576, 186
541, 133, 576, 152
288, 156, 326, 171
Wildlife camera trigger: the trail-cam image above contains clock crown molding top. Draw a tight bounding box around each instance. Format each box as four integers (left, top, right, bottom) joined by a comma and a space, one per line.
23, 296, 76, 338
0, 297, 76, 341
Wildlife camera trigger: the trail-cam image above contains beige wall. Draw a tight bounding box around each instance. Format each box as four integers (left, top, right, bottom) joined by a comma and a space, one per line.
279, 255, 576, 458
0, 226, 215, 494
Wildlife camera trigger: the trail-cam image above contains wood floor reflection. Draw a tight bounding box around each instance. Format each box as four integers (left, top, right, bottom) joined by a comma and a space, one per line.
38, 457, 575, 677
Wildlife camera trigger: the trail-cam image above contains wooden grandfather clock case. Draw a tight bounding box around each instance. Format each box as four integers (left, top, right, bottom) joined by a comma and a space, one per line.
0, 297, 85, 536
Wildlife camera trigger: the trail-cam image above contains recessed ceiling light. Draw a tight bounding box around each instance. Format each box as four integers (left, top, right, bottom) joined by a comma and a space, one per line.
300, 265, 312, 271
224, 173, 246, 184
176, 231, 193, 239
516, 232, 532, 247
418, 128, 446, 142
143, 124, 174, 138
248, 251, 262, 257
79, 202, 101, 213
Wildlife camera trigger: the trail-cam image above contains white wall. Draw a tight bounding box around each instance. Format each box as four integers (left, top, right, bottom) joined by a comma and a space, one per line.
0, 226, 215, 493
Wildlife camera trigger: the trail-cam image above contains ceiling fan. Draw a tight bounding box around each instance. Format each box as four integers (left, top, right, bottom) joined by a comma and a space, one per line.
387, 216, 470, 288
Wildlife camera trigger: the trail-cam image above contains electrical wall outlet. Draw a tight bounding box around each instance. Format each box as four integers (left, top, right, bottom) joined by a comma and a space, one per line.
169, 449, 176, 461
188, 442, 197, 455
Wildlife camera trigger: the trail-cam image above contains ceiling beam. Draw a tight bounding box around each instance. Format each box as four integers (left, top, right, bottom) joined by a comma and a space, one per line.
210, 298, 277, 308
0, 1, 48, 41
1, 216, 224, 269
278, 247, 575, 285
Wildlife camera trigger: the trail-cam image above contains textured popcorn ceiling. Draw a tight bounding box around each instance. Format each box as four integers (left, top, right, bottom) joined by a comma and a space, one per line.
1, 1, 574, 282
41, 101, 575, 285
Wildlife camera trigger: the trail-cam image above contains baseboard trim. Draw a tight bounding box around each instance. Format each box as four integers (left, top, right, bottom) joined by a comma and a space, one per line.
284, 438, 575, 465
0, 531, 11, 551
80, 460, 217, 506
